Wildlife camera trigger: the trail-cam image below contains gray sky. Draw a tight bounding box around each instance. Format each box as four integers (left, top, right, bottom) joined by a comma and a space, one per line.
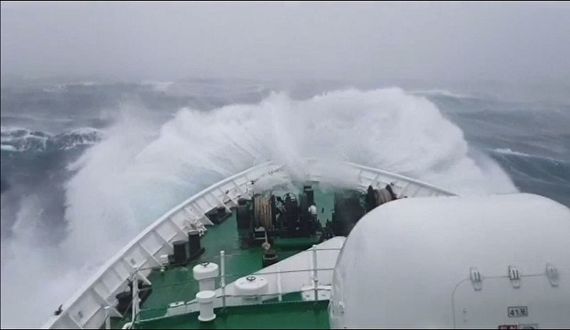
1, 1, 570, 84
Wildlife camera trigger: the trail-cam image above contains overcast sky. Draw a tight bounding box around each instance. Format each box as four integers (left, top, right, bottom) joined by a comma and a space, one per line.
1, 1, 570, 85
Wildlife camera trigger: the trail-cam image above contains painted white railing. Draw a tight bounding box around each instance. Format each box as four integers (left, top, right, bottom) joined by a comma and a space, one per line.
302, 158, 455, 197
43, 159, 454, 329
136, 240, 346, 324
348, 161, 454, 197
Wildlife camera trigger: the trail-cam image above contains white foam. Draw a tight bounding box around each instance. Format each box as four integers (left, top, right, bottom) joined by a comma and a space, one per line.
1, 145, 18, 152
1, 195, 88, 329
410, 89, 472, 99
0, 126, 102, 152
494, 147, 532, 158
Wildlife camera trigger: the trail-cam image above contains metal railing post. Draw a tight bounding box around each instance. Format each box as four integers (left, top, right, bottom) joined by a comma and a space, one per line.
131, 272, 139, 326
277, 264, 283, 302
312, 245, 318, 301
220, 250, 226, 309
104, 306, 111, 330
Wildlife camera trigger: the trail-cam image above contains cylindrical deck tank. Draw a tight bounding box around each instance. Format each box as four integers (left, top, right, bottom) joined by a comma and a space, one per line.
235, 275, 268, 301
262, 249, 278, 267
196, 290, 216, 322
193, 262, 219, 291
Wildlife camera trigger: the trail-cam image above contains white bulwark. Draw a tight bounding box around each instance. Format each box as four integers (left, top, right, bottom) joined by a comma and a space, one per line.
330, 193, 570, 328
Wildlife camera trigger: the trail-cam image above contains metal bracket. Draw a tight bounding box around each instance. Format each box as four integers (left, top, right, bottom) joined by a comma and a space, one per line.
469, 267, 482, 291
508, 265, 521, 288
546, 263, 559, 287
338, 301, 345, 314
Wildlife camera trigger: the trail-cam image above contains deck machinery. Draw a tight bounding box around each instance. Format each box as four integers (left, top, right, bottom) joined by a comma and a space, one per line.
237, 186, 320, 245
235, 183, 398, 266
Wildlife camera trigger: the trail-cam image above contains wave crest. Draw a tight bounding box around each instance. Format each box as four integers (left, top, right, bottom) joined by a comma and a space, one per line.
63, 88, 517, 257
1, 127, 103, 152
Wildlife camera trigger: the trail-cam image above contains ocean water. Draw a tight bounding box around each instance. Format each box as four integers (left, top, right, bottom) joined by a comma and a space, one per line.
1, 79, 569, 327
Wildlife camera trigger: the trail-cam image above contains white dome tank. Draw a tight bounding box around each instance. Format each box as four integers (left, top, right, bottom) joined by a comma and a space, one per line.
193, 262, 219, 291
234, 275, 268, 298
330, 193, 570, 328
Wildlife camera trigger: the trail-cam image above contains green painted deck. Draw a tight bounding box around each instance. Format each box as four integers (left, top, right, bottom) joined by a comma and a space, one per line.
137, 301, 329, 329
111, 183, 338, 329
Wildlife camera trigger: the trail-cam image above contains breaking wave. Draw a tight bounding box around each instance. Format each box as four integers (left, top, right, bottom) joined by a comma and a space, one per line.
63, 87, 517, 265
1, 127, 103, 152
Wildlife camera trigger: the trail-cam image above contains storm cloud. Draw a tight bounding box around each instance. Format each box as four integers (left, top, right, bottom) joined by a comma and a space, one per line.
2, 2, 569, 87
